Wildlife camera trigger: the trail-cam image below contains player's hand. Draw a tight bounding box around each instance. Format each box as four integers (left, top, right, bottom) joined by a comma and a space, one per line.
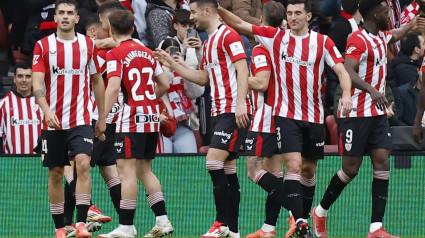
172, 52, 188, 67
153, 49, 174, 68
44, 109, 60, 129
339, 92, 353, 116
95, 118, 106, 141
413, 122, 424, 143
411, 16, 425, 30
159, 109, 168, 125
370, 89, 388, 111
235, 103, 249, 128
386, 101, 395, 118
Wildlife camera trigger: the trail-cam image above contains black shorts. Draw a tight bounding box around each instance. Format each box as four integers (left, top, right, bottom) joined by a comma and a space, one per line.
337, 115, 392, 157
274, 116, 324, 160
209, 113, 250, 160
244, 131, 278, 158
114, 132, 159, 159
91, 121, 116, 167
41, 125, 94, 167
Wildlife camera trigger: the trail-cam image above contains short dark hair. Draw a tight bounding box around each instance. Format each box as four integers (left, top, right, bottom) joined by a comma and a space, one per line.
97, 0, 126, 15
160, 38, 181, 51
190, 0, 218, 10
173, 9, 193, 25
342, 0, 359, 15
401, 30, 422, 56
287, 0, 311, 13
109, 9, 134, 35
262, 1, 285, 28
85, 14, 101, 30
55, 0, 79, 13
359, 0, 386, 19
14, 61, 31, 75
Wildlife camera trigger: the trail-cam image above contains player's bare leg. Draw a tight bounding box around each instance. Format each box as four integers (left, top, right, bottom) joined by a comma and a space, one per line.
74, 154, 92, 237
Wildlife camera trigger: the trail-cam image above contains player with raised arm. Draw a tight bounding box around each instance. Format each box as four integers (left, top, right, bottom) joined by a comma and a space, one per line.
312, 1, 425, 238
216, 0, 353, 237
31, 0, 106, 237
97, 9, 171, 238
154, 0, 250, 237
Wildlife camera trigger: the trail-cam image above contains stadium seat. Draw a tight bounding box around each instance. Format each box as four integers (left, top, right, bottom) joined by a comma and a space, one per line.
325, 115, 338, 145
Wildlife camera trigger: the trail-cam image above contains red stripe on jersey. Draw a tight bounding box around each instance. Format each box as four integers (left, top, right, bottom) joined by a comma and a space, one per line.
16, 96, 24, 153
70, 40, 80, 128
300, 37, 309, 121
125, 135, 132, 158
217, 32, 232, 114
56, 41, 65, 129
26, 98, 34, 153
285, 36, 296, 119
272, 31, 285, 116
8, 96, 15, 153
314, 35, 324, 123
228, 129, 238, 151
41, 39, 51, 130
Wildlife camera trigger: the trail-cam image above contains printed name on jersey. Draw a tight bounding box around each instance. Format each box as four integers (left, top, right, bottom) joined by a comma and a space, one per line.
51, 65, 84, 75
281, 52, 314, 67
254, 55, 268, 68
107, 60, 117, 73
33, 55, 40, 65
346, 46, 356, 55
229, 42, 245, 56
123, 50, 155, 67
333, 46, 342, 58
11, 116, 41, 126
203, 61, 220, 70
135, 114, 159, 123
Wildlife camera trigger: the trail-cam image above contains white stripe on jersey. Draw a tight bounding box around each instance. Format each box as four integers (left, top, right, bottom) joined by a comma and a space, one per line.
47, 35, 58, 116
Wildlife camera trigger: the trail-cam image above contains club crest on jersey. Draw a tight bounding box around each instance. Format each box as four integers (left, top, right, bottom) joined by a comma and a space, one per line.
135, 114, 159, 123
33, 55, 40, 65
51, 65, 84, 75
41, 12, 48, 19
346, 46, 356, 55
345, 143, 352, 152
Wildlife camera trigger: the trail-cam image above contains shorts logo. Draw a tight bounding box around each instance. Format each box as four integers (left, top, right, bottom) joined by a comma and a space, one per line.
387, 133, 391, 137
214, 131, 232, 139
345, 143, 352, 152
116, 148, 122, 153
315, 141, 324, 147
221, 138, 228, 144
246, 145, 253, 150
115, 141, 124, 153
83, 138, 93, 144
245, 138, 254, 145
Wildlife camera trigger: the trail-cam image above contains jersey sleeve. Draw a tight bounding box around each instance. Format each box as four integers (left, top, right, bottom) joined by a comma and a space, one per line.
154, 60, 164, 76
251, 46, 272, 75
324, 36, 344, 67
0, 99, 5, 137
88, 44, 101, 75
32, 41, 47, 73
223, 30, 247, 63
384, 30, 393, 44
252, 25, 279, 52
106, 50, 123, 79
345, 33, 367, 62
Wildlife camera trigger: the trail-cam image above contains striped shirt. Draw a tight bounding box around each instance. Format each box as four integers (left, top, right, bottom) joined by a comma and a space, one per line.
0, 91, 42, 154
340, 29, 392, 118
253, 26, 343, 124
32, 33, 100, 130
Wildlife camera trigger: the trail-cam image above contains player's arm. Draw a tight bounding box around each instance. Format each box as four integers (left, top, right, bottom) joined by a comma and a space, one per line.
344, 57, 388, 111
234, 58, 250, 128
104, 76, 121, 120
32, 72, 60, 129
413, 72, 425, 142
248, 71, 270, 92
331, 63, 353, 116
95, 37, 117, 49
390, 16, 425, 44
91, 73, 106, 138
217, 6, 254, 38
155, 72, 170, 99
154, 49, 209, 86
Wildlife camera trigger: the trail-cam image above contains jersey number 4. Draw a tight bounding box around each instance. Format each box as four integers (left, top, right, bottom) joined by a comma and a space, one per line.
128, 67, 156, 101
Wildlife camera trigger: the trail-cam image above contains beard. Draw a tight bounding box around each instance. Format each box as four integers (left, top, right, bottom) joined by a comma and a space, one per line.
377, 18, 389, 31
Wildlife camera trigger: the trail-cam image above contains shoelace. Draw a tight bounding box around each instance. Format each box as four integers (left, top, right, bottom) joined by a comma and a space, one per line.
91, 205, 102, 213
208, 221, 223, 233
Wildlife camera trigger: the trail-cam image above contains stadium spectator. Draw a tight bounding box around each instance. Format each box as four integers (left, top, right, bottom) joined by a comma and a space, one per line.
0, 62, 42, 154
240, 2, 288, 238
145, 0, 178, 50
159, 38, 199, 153
218, 0, 353, 236
393, 74, 421, 126
312, 1, 425, 238
98, 9, 172, 238
31, 0, 106, 237
401, 0, 425, 26
155, 0, 251, 236
156, 98, 177, 153
387, 30, 425, 88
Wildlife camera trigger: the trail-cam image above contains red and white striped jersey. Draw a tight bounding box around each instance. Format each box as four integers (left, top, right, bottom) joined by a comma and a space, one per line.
200, 24, 250, 116
91, 48, 122, 124
32, 33, 100, 130
339, 29, 392, 118
0, 91, 42, 154
107, 39, 163, 133
253, 26, 344, 124
249, 44, 276, 133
